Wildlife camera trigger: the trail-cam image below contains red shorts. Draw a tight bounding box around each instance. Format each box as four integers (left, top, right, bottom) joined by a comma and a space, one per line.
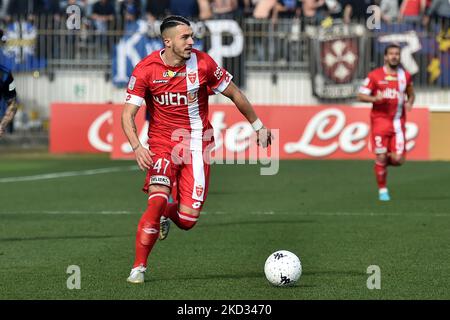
370, 117, 406, 156
142, 142, 212, 210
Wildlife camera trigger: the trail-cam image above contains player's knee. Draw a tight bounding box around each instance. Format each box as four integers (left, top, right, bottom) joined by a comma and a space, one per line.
376, 153, 388, 165
390, 155, 405, 166
177, 210, 200, 230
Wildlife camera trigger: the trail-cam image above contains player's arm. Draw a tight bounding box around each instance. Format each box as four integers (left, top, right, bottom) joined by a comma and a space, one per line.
357, 74, 383, 103
405, 83, 415, 112
221, 81, 272, 148
0, 73, 18, 138
121, 102, 154, 170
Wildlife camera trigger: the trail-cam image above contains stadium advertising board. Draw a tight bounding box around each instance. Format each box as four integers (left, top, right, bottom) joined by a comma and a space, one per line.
50, 103, 113, 153
50, 104, 429, 160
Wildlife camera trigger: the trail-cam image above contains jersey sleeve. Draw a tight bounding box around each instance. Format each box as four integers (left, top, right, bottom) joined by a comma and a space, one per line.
125, 66, 148, 107
359, 72, 377, 96
3, 72, 17, 101
203, 53, 233, 95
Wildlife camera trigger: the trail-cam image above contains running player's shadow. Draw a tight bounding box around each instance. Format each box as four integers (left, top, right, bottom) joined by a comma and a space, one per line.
151, 272, 316, 287
0, 234, 130, 242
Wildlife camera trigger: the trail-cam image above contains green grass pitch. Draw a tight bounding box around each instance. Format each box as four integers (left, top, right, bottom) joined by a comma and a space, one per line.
1, 153, 450, 299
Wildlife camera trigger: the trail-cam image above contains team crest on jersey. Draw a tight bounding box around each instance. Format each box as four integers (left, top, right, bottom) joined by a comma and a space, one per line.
195, 185, 204, 197
128, 76, 136, 90
188, 72, 197, 84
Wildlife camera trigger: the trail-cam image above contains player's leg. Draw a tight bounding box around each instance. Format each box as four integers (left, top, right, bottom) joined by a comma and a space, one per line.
371, 131, 391, 201
163, 150, 210, 231
388, 124, 406, 167
128, 154, 174, 283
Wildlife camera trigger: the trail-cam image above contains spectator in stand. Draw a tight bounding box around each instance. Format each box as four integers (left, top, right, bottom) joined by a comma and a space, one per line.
120, 0, 142, 24
273, 0, 301, 22
301, 0, 325, 25
91, 0, 115, 57
145, 0, 170, 22
376, 0, 399, 24
423, 0, 450, 26
169, 0, 199, 19
342, 0, 373, 24
399, 0, 426, 24
6, 0, 35, 20
34, 0, 62, 59
211, 0, 239, 19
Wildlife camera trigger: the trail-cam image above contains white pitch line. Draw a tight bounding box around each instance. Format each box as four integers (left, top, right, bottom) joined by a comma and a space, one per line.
0, 165, 139, 183
0, 210, 135, 215
0, 210, 449, 217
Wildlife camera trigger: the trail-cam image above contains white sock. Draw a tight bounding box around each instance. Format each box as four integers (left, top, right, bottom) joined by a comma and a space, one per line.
379, 188, 388, 194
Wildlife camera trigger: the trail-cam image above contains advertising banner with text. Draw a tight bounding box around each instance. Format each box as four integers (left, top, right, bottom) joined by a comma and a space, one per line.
50, 104, 429, 160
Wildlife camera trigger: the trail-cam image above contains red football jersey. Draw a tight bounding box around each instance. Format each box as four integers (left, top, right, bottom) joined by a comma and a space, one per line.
125, 48, 232, 150
359, 66, 413, 121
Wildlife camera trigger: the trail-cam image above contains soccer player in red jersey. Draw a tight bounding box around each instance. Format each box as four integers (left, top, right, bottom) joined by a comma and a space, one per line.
358, 43, 415, 201
122, 16, 273, 283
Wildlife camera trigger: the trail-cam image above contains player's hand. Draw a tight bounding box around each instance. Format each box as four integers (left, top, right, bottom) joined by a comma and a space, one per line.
257, 127, 273, 148
405, 101, 413, 112
134, 145, 155, 171
373, 91, 383, 102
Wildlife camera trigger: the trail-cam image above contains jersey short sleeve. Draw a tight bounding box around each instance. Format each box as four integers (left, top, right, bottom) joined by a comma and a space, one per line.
359, 72, 377, 95
2, 72, 16, 101
203, 53, 233, 94
125, 67, 148, 107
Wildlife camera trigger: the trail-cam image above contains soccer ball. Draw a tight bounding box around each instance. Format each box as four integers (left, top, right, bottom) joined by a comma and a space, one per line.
264, 250, 302, 286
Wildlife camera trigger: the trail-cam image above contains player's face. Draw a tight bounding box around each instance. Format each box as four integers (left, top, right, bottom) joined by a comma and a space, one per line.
385, 48, 401, 69
170, 25, 194, 60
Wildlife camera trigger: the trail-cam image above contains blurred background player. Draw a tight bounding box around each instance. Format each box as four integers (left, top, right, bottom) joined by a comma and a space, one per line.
358, 43, 415, 202
122, 15, 273, 284
0, 28, 18, 138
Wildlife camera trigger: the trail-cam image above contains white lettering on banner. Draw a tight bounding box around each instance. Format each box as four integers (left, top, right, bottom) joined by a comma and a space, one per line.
339, 122, 369, 153
284, 108, 346, 157
405, 122, 419, 151
113, 21, 153, 84
283, 108, 418, 157
205, 20, 244, 67
378, 31, 421, 75
225, 122, 254, 153
210, 112, 227, 151
87, 111, 113, 152
121, 121, 149, 153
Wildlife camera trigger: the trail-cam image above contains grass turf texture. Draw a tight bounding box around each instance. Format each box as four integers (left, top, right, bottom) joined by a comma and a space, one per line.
1, 154, 450, 299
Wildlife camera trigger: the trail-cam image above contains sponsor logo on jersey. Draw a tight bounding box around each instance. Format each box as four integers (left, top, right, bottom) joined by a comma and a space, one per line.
153, 79, 169, 84
188, 72, 197, 84
128, 76, 136, 90
153, 92, 188, 106
385, 75, 397, 81
378, 80, 388, 85
150, 175, 171, 187
195, 185, 204, 197
381, 88, 400, 99
163, 70, 186, 78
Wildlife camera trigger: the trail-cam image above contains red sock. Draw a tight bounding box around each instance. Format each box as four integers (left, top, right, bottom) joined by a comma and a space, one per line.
133, 192, 168, 268
374, 161, 387, 189
163, 202, 198, 230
